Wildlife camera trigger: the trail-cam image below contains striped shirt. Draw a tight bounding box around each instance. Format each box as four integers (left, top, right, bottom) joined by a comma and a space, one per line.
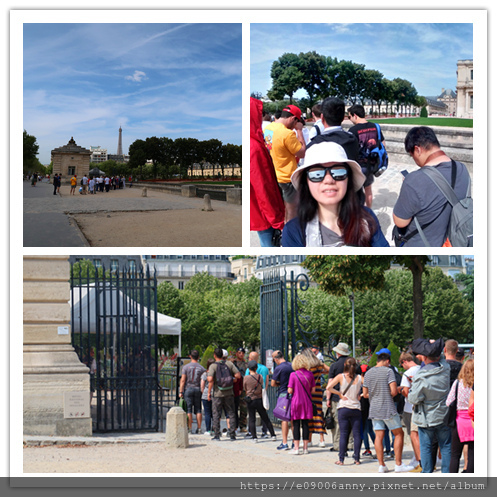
363, 366, 398, 420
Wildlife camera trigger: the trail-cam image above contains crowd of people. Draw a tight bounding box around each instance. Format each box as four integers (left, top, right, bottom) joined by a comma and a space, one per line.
250, 96, 473, 248
179, 338, 474, 473
65, 174, 132, 195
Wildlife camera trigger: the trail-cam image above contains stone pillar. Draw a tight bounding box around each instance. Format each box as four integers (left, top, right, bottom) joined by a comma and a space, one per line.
164, 406, 189, 448
23, 255, 92, 436
226, 188, 242, 205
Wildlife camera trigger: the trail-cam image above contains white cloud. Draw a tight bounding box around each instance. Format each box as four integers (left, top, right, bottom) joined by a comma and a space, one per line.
125, 70, 147, 83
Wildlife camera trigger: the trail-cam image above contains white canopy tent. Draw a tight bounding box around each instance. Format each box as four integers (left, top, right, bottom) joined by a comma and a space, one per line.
70, 285, 181, 352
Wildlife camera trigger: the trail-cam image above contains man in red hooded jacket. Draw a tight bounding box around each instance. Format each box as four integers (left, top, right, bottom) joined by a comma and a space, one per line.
250, 97, 285, 246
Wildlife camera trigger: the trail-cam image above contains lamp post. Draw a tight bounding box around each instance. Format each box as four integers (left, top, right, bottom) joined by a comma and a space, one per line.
349, 292, 355, 358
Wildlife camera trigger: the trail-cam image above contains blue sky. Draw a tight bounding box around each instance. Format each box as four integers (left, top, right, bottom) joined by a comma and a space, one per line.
23, 23, 242, 164
251, 23, 473, 101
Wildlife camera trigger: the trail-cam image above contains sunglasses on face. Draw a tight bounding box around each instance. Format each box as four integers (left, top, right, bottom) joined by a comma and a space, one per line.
307, 166, 349, 183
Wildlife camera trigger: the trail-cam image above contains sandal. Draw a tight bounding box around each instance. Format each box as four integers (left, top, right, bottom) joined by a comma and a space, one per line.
354, 461, 361, 465
335, 461, 344, 466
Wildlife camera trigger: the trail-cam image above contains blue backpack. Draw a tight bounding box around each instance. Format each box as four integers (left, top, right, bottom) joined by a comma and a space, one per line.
359, 123, 388, 177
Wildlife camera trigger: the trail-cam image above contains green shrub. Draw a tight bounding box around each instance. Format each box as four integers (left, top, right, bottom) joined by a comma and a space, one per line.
420, 106, 428, 118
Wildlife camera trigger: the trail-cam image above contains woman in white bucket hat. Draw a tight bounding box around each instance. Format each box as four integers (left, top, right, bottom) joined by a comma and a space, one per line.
281, 141, 388, 247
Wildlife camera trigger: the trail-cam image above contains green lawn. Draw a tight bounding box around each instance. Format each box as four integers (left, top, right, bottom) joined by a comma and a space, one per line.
371, 117, 473, 128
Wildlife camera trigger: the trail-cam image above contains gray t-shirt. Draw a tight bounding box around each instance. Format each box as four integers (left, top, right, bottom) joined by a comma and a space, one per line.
363, 366, 398, 420
320, 223, 344, 247
181, 362, 205, 389
393, 160, 470, 246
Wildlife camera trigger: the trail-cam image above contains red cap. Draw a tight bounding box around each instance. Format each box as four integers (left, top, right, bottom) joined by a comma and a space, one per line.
283, 104, 302, 120
360, 364, 368, 373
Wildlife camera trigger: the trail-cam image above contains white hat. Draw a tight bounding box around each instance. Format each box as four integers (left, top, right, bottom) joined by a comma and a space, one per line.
291, 141, 365, 192
333, 342, 351, 356
222, 349, 228, 358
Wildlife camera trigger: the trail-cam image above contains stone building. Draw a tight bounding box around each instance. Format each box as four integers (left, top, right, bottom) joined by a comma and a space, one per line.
51, 137, 91, 184
437, 88, 457, 116
456, 59, 473, 119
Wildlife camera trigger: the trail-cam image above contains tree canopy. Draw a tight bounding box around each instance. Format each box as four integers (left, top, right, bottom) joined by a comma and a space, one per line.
266, 52, 420, 114
128, 136, 242, 179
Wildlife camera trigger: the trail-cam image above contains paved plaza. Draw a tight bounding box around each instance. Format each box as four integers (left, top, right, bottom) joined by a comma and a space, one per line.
23, 422, 429, 475
23, 180, 242, 247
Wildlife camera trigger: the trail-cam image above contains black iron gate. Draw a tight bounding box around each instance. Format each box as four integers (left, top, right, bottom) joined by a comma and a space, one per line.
260, 269, 338, 422
70, 262, 160, 432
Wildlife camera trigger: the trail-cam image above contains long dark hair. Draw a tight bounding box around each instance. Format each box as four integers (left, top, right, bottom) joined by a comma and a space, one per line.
298, 164, 376, 246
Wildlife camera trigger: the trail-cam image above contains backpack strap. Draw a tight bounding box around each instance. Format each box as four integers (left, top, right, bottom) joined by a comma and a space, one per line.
374, 123, 383, 149
313, 123, 321, 136
422, 160, 464, 208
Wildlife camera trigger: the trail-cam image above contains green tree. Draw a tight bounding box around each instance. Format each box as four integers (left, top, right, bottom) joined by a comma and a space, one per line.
302, 255, 431, 340
455, 273, 474, 307
23, 130, 40, 173
157, 281, 186, 354
268, 53, 304, 103
298, 51, 327, 106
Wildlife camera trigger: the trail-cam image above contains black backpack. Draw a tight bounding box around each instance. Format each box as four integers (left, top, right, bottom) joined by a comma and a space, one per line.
308, 128, 360, 161
216, 361, 234, 390
389, 365, 405, 414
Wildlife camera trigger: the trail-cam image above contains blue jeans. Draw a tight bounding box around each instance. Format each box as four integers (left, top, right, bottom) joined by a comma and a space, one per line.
338, 408, 362, 462
202, 399, 212, 432
418, 424, 452, 473
257, 228, 276, 247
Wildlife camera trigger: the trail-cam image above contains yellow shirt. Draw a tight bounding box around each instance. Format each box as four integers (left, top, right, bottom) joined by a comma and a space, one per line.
263, 122, 302, 183
70, 176, 77, 186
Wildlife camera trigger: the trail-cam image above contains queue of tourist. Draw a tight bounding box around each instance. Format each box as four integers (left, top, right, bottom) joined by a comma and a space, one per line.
179, 339, 474, 474
250, 97, 473, 248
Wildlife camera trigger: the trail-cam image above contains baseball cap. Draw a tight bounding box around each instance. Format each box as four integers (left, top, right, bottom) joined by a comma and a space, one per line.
376, 348, 391, 356
237, 347, 245, 353
282, 104, 302, 120
222, 349, 228, 358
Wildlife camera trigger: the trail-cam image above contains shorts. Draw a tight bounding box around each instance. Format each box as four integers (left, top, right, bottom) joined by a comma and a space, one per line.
184, 387, 202, 414
372, 413, 403, 432
363, 172, 374, 188
278, 182, 297, 203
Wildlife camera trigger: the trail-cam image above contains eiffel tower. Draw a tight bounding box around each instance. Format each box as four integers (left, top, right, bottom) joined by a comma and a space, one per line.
117, 126, 123, 158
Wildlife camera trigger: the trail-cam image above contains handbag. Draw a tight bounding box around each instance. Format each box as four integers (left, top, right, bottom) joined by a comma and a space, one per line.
273, 393, 292, 422
324, 407, 335, 430
295, 371, 318, 417
178, 397, 187, 413
444, 381, 459, 428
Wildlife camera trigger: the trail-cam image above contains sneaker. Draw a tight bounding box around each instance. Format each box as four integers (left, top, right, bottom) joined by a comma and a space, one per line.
318, 441, 326, 448
245, 432, 252, 438
204, 431, 211, 436
409, 464, 423, 473
211, 436, 221, 441
378, 465, 390, 473
302, 449, 309, 455
271, 436, 277, 441
362, 449, 373, 457
230, 434, 236, 441
277, 443, 289, 451
395, 463, 415, 473
252, 438, 259, 443
289, 449, 300, 455
261, 433, 269, 439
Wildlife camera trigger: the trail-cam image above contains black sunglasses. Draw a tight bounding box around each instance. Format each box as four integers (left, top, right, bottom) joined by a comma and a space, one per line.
307, 165, 348, 183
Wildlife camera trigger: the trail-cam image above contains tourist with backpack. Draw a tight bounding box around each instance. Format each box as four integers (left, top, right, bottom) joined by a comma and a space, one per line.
207, 347, 241, 441
393, 126, 473, 247
243, 360, 277, 443
348, 104, 388, 209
